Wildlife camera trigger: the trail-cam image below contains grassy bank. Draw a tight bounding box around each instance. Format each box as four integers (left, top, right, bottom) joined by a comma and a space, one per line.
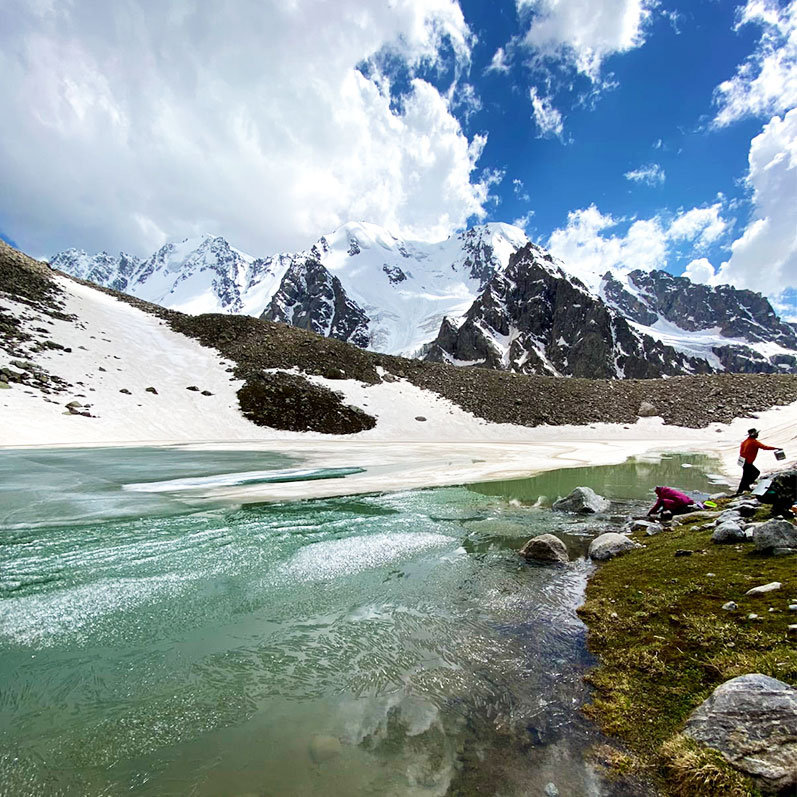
578, 504, 797, 796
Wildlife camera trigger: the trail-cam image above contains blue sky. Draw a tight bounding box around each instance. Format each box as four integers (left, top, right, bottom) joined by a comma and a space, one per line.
0, 0, 795, 314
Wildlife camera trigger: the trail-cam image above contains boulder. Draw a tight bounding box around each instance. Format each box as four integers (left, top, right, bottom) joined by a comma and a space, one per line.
683, 674, 797, 792
519, 534, 569, 564
637, 401, 658, 417
553, 487, 610, 514
753, 519, 797, 554
711, 521, 747, 544
588, 533, 641, 561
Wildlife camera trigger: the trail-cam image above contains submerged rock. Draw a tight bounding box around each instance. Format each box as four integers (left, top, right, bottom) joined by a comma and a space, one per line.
753, 519, 797, 554
588, 533, 641, 561
519, 534, 569, 564
552, 487, 610, 514
684, 673, 797, 792
308, 734, 341, 763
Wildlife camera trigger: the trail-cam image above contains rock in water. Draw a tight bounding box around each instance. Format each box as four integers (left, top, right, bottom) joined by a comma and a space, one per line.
753, 519, 797, 554
588, 533, 641, 561
519, 534, 569, 564
684, 674, 797, 792
308, 734, 341, 763
552, 487, 610, 514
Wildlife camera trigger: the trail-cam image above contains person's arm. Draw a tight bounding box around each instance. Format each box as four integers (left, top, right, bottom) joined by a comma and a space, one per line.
757, 440, 777, 451
648, 498, 663, 515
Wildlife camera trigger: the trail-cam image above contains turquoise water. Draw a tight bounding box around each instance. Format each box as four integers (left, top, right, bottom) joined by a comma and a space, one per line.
0, 448, 728, 796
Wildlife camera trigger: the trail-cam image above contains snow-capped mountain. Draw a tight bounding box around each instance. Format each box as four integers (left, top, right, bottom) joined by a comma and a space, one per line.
50, 221, 797, 377
50, 222, 528, 357
425, 243, 711, 378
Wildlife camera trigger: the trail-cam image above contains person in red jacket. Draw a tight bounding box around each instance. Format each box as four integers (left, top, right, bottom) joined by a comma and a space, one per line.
736, 428, 777, 494
648, 485, 697, 517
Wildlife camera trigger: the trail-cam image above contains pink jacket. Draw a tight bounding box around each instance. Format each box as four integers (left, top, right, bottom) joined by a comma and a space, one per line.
649, 486, 693, 514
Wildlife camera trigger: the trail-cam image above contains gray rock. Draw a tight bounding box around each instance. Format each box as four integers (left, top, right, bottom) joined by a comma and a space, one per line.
722, 601, 738, 611
637, 401, 658, 417
745, 582, 781, 596
553, 487, 610, 514
684, 673, 797, 792
145, 386, 158, 394
65, 400, 82, 408
519, 534, 569, 564
625, 519, 663, 535
588, 533, 641, 561
544, 783, 560, 797
0, 381, 10, 389
711, 521, 747, 543
414, 415, 427, 422
753, 519, 797, 553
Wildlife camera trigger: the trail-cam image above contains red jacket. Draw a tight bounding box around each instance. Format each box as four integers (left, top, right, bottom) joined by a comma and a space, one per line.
740, 437, 775, 464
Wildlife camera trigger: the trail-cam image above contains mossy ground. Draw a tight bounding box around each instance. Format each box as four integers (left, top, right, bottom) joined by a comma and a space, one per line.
578, 503, 797, 796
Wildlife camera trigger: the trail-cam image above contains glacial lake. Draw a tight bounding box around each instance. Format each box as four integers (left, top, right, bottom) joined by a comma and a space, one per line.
0, 447, 728, 796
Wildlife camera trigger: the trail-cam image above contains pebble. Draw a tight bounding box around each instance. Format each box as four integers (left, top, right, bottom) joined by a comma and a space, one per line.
722, 601, 737, 611
789, 625, 797, 636
747, 613, 760, 620
544, 784, 560, 797
789, 604, 797, 612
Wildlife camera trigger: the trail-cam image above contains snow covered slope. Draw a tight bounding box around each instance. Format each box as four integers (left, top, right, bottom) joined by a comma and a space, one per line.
50, 222, 529, 357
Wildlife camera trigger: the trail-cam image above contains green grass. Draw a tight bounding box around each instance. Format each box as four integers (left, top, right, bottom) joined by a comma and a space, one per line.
578, 503, 796, 796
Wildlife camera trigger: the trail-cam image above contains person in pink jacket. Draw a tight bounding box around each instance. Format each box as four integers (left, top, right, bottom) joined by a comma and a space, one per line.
647, 485, 697, 517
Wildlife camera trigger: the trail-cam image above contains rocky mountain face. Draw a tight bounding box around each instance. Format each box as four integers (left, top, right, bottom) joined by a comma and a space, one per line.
49, 221, 797, 379
261, 258, 370, 347
425, 244, 710, 378
601, 270, 797, 373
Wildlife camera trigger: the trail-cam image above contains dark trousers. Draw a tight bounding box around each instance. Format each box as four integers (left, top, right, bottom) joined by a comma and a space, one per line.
737, 461, 760, 493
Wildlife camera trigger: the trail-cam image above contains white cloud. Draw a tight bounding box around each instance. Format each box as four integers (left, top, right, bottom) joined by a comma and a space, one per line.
714, 0, 797, 126
516, 0, 656, 82
713, 108, 797, 304
513, 178, 530, 201
546, 203, 731, 291
624, 163, 666, 186
512, 210, 536, 230
529, 86, 564, 137
667, 203, 728, 248
486, 46, 511, 73
683, 257, 716, 284
0, 0, 491, 256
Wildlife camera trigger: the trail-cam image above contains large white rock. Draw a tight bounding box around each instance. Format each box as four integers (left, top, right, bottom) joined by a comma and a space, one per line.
684, 674, 797, 792
552, 487, 610, 514
588, 533, 641, 561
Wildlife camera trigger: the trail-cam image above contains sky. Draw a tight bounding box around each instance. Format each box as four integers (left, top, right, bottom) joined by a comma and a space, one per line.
0, 0, 795, 315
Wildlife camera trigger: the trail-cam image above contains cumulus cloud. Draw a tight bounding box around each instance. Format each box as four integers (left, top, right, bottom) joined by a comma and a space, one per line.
714, 0, 797, 127
546, 203, 731, 291
683, 257, 716, 284
486, 46, 511, 74
0, 0, 491, 256
515, 0, 656, 82
624, 163, 665, 186
529, 86, 564, 137
713, 108, 797, 303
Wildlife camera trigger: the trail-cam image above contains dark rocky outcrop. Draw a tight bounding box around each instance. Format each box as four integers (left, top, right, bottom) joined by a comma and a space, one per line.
425, 245, 710, 378
262, 258, 370, 348
238, 371, 375, 434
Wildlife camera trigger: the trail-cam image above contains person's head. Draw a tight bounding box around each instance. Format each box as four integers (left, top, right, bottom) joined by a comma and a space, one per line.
654, 486, 663, 495
748, 428, 759, 438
